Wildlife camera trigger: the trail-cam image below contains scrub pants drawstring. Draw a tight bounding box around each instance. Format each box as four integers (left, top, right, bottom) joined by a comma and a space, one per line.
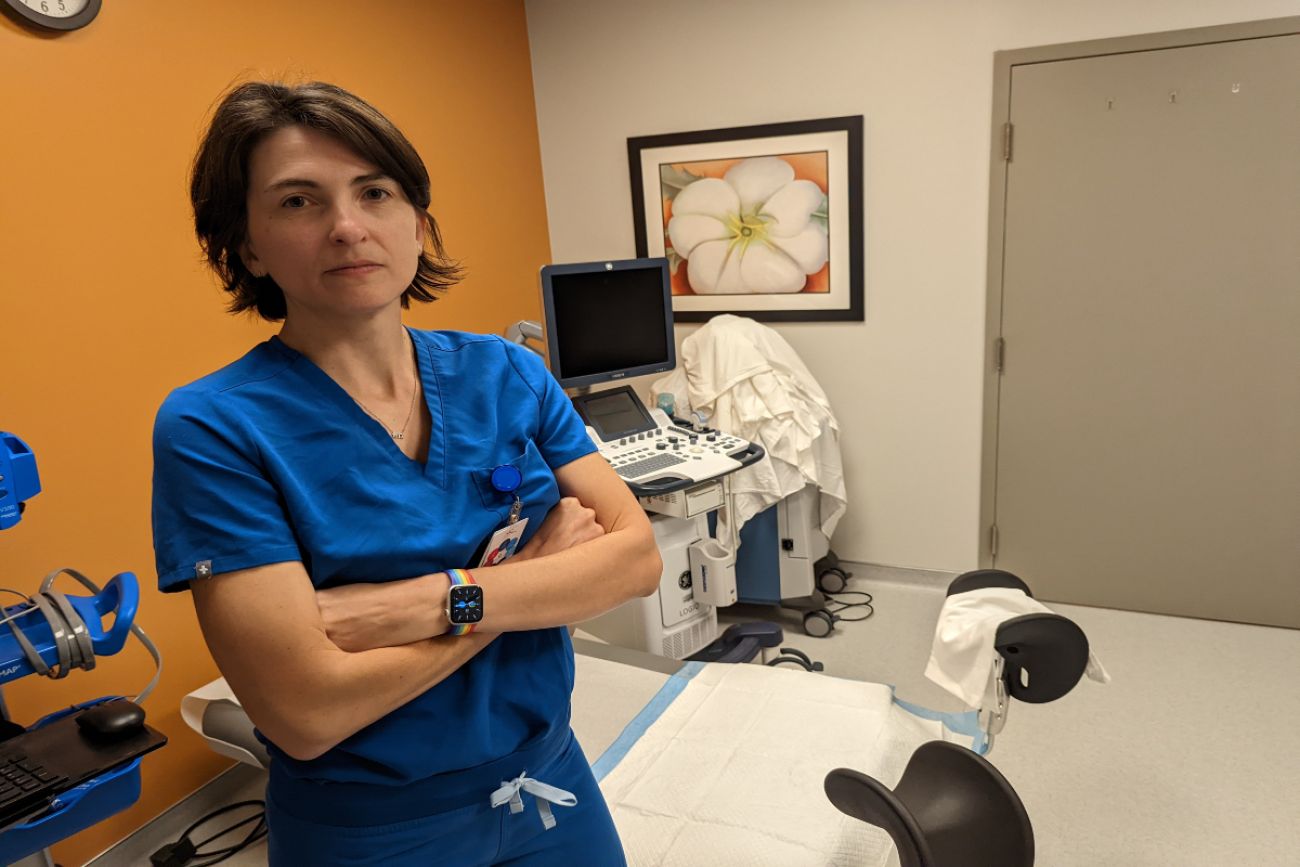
490, 772, 578, 830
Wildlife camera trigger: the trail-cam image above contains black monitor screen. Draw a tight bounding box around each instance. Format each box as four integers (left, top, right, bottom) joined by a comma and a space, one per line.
540, 259, 674, 389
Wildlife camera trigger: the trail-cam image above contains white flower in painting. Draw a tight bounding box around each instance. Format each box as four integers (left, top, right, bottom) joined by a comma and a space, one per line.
667, 157, 828, 295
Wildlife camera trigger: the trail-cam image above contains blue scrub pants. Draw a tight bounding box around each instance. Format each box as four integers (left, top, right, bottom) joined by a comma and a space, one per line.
265, 730, 626, 866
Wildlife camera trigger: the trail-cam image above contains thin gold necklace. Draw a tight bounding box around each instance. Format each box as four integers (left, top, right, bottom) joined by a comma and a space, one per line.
352, 362, 420, 441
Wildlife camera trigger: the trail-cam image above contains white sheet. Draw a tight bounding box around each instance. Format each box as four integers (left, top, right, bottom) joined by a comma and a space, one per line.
598, 662, 966, 867
653, 314, 847, 539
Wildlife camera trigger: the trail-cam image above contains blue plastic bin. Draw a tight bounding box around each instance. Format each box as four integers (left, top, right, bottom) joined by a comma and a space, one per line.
0, 698, 147, 864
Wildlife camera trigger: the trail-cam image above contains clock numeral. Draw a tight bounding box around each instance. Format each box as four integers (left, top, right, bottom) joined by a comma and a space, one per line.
58, 1, 66, 11
40, 2, 48, 12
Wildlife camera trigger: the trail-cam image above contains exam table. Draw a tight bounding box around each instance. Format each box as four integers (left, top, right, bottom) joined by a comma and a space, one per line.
93, 571, 1095, 866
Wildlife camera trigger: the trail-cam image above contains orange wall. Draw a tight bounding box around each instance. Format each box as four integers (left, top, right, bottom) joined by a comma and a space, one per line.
0, 2, 548, 862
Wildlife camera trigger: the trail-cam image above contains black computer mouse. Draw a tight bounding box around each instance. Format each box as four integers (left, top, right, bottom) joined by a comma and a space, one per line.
76, 699, 146, 741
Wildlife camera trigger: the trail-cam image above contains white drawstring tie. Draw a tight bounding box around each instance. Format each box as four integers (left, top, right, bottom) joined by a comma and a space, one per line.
490, 772, 577, 830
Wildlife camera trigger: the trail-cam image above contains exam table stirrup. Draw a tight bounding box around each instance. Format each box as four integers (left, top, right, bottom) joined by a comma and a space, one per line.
825, 740, 1034, 867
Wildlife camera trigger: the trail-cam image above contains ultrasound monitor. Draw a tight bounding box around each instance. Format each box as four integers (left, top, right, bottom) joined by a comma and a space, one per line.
539, 257, 674, 390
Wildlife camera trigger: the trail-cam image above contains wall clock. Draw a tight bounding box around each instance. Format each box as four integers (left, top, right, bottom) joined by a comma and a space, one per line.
2, 0, 101, 32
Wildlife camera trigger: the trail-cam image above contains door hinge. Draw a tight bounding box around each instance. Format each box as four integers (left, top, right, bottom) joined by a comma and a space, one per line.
1002, 122, 1014, 161
995, 337, 1005, 373
989, 524, 1000, 558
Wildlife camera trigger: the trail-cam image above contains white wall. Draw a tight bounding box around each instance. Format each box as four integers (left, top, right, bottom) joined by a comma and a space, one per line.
525, 0, 1300, 571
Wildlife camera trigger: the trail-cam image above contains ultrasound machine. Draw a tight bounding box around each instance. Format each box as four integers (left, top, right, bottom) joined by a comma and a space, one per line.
536, 258, 777, 661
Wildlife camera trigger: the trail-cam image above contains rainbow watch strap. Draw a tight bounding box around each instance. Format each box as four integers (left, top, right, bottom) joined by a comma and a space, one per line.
447, 569, 477, 636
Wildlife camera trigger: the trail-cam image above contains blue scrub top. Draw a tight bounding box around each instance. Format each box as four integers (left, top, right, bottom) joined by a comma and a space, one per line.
151, 329, 597, 786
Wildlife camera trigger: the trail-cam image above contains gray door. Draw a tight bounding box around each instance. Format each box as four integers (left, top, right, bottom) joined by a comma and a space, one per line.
992, 33, 1300, 627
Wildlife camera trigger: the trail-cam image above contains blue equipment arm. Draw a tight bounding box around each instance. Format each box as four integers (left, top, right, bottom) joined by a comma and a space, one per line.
0, 573, 141, 686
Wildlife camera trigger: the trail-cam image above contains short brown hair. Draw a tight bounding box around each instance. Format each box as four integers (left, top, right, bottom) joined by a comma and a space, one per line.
190, 81, 462, 321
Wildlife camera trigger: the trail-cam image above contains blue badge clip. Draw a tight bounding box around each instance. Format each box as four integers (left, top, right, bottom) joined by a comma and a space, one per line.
490, 464, 522, 494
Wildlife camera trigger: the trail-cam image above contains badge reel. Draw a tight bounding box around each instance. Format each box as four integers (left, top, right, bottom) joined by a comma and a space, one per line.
477, 464, 529, 567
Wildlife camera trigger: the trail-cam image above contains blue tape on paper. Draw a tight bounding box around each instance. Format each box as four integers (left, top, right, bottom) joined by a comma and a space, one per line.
890, 687, 990, 755
591, 661, 705, 782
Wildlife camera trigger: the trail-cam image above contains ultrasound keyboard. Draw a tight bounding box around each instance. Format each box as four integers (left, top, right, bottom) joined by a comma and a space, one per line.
572, 387, 763, 496
614, 452, 687, 478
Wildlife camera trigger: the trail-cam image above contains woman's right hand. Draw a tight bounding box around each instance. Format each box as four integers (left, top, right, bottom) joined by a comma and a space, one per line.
515, 496, 604, 561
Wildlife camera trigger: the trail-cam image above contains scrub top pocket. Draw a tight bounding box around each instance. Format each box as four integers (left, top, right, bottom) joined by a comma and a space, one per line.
471, 439, 560, 517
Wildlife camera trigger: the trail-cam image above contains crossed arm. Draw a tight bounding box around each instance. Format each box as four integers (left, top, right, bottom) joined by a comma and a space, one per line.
189, 453, 660, 761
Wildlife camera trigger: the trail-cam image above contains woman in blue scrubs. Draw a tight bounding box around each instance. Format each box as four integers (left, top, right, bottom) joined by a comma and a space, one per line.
152, 81, 661, 865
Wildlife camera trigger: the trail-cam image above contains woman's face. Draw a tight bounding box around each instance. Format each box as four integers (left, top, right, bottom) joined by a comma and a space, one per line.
242, 125, 424, 321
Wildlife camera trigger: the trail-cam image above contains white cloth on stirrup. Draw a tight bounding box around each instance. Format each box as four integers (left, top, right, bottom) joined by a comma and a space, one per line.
925, 587, 1111, 707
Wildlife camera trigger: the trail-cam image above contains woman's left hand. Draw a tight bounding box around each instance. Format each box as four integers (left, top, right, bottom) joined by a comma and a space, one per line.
514, 496, 604, 562
316, 577, 445, 651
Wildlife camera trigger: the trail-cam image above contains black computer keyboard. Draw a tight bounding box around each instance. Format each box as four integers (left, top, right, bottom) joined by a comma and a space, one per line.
0, 749, 68, 827
0, 703, 166, 829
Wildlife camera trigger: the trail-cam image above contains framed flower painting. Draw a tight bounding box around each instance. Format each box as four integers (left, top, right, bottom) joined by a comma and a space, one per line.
629, 116, 863, 322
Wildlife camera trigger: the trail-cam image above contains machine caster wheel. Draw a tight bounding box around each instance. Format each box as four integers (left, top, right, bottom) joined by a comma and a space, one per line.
803, 609, 835, 638
816, 568, 848, 594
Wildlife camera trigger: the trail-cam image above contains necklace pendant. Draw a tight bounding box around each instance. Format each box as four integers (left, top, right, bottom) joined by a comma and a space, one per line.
391, 432, 405, 440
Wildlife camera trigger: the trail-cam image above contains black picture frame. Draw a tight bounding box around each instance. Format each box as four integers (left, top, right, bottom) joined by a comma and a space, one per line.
629, 116, 863, 323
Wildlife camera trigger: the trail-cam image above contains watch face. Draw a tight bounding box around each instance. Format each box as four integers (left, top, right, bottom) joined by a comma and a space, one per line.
448, 585, 483, 624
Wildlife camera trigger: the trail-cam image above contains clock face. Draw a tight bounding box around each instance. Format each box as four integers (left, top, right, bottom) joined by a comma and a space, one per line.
3, 0, 101, 31
23, 0, 89, 17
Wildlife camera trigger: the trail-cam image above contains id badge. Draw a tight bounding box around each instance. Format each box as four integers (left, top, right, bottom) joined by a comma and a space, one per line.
478, 517, 529, 567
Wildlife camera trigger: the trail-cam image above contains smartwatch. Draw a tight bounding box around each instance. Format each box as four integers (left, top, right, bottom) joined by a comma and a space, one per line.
444, 569, 483, 636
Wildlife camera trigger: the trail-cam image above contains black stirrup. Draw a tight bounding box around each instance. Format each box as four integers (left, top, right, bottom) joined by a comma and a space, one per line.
825, 741, 1034, 867
996, 613, 1089, 704
945, 569, 1091, 704
945, 568, 1033, 598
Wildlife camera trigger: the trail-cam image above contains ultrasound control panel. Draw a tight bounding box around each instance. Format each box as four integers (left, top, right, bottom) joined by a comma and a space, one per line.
571, 386, 762, 496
